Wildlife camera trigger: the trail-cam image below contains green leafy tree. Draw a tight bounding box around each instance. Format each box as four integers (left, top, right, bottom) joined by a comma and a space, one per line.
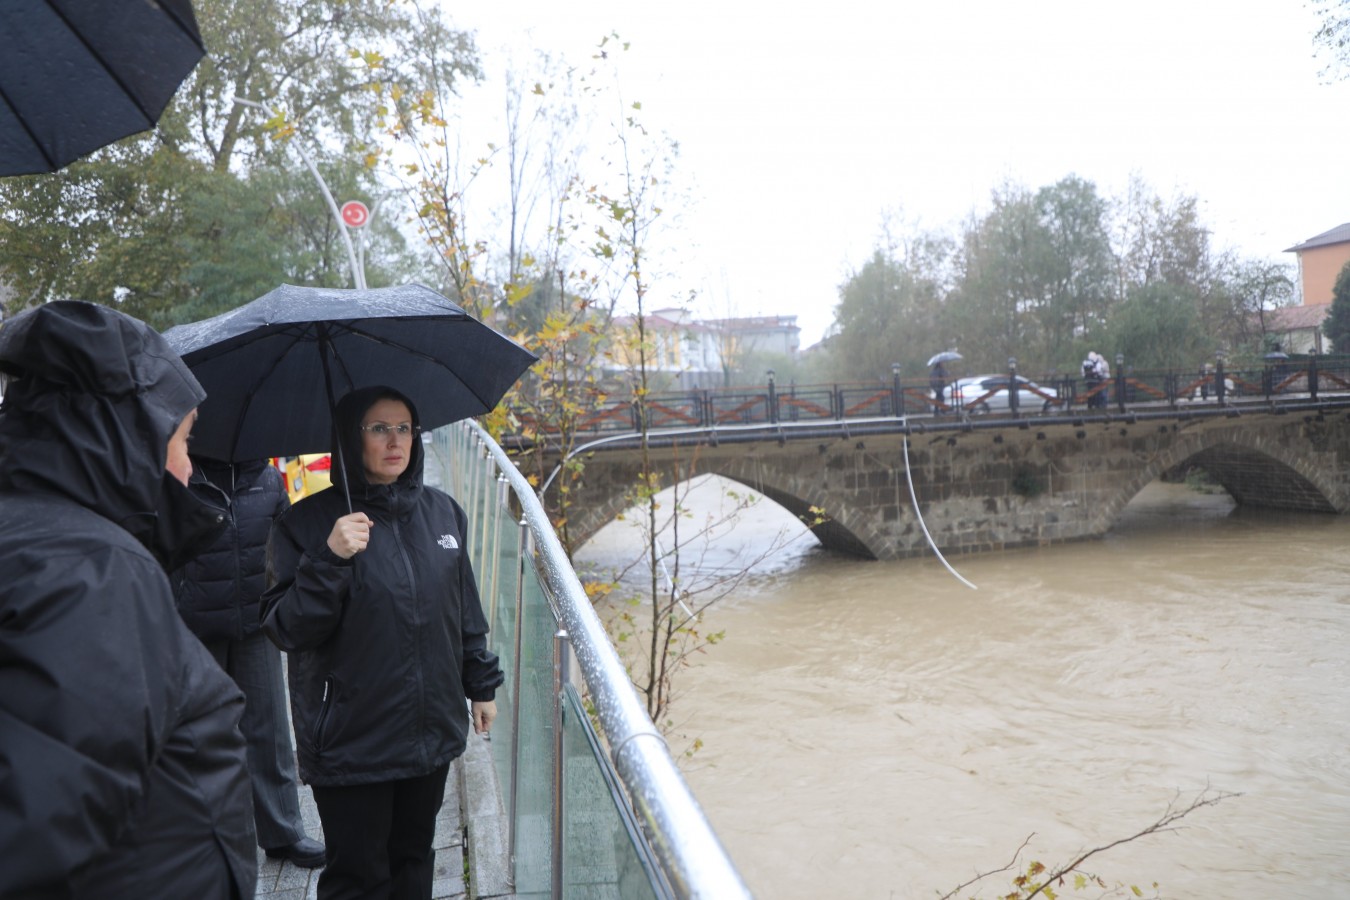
1216, 257, 1296, 360
827, 174, 1264, 380
1323, 260, 1350, 353
829, 232, 953, 381
0, 0, 468, 325
946, 182, 1052, 371
1102, 282, 1207, 370
1030, 176, 1115, 359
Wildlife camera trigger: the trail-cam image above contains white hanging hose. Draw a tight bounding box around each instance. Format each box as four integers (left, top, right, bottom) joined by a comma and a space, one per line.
902, 435, 978, 590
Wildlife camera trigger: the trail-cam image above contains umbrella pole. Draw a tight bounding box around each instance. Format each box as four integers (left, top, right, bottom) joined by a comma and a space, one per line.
319, 326, 354, 514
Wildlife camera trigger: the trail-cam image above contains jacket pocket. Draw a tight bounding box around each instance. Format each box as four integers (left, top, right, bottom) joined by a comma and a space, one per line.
313, 675, 335, 752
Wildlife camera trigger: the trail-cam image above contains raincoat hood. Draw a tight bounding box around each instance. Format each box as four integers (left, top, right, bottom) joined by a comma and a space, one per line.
0, 301, 217, 561
330, 385, 424, 499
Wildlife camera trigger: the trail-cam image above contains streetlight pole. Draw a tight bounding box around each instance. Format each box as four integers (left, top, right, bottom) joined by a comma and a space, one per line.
232, 96, 366, 289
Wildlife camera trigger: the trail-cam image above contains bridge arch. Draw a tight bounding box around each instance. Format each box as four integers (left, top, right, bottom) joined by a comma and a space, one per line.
709, 456, 877, 559
1102, 421, 1346, 526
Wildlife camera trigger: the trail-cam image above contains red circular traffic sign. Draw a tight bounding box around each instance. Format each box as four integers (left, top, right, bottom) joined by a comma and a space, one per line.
340, 200, 369, 228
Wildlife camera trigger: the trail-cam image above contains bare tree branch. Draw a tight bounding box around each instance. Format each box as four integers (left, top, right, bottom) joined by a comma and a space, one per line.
938, 787, 1239, 900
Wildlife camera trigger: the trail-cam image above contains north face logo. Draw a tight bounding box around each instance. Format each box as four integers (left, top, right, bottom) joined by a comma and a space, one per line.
437, 534, 459, 550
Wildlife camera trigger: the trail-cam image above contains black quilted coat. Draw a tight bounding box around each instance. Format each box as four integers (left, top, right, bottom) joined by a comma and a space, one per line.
173, 457, 289, 643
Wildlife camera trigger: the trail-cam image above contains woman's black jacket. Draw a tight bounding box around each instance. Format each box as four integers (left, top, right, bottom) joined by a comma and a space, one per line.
262, 419, 502, 787
173, 457, 289, 643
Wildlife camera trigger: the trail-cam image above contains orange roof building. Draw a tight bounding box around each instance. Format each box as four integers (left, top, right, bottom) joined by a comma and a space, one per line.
1277, 223, 1350, 354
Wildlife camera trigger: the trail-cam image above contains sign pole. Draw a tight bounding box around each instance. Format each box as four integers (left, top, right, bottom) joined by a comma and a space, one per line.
233, 97, 365, 289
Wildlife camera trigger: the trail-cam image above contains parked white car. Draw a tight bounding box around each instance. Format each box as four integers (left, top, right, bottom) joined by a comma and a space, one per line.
947, 374, 1061, 413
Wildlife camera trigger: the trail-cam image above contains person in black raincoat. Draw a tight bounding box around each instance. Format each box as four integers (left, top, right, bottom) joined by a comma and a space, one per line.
262, 385, 503, 900
171, 456, 326, 868
0, 301, 256, 899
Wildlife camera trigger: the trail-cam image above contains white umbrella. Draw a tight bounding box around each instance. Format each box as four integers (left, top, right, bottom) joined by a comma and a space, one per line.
927, 350, 962, 367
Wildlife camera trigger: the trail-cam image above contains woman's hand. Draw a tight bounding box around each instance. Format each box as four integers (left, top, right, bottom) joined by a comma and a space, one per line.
326, 512, 373, 559
471, 700, 497, 735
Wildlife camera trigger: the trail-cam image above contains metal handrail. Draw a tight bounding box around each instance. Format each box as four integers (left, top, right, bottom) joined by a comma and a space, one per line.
462, 418, 753, 899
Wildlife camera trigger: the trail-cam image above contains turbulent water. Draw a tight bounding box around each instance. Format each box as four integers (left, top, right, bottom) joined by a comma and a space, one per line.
575, 478, 1350, 899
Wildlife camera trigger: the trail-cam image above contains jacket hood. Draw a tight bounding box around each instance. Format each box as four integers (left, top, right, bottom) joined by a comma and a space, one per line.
0, 301, 207, 542
330, 385, 424, 499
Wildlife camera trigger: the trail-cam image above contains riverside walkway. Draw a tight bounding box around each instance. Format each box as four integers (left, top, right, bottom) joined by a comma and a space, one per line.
253, 729, 514, 900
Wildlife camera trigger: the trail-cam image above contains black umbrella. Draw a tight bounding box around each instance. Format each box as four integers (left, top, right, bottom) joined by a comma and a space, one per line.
162, 283, 538, 469
0, 0, 205, 176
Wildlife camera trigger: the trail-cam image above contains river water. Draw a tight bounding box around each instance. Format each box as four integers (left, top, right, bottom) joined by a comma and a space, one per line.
575, 478, 1350, 899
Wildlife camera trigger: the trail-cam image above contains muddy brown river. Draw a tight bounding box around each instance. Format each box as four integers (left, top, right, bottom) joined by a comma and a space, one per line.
577, 479, 1350, 898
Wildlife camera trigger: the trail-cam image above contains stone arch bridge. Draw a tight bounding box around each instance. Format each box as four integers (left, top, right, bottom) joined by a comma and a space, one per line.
531, 401, 1350, 560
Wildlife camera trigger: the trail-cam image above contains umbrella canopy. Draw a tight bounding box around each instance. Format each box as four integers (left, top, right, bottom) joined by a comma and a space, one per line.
162, 283, 538, 463
927, 350, 962, 367
1263, 351, 1290, 360
0, 0, 205, 176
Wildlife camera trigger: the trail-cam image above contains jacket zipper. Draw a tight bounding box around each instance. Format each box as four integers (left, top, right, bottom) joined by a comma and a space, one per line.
391, 515, 429, 770
313, 675, 334, 752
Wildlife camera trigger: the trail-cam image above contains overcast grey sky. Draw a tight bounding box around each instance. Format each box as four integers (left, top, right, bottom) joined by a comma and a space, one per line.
449, 2, 1350, 346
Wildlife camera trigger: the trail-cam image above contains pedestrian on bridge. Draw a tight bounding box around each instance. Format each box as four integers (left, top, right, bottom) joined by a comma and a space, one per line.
930, 360, 948, 413
1084, 350, 1110, 409
262, 385, 504, 900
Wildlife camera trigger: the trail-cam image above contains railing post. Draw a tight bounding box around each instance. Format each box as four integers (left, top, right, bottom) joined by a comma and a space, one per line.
891, 362, 902, 417
485, 474, 508, 627
476, 442, 494, 578
1309, 351, 1320, 400
1215, 352, 1227, 405
551, 629, 571, 900
507, 519, 530, 889
1115, 353, 1126, 413
1008, 357, 1019, 417
766, 369, 778, 424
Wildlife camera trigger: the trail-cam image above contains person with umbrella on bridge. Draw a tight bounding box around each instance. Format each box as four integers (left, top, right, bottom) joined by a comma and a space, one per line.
928, 350, 961, 414
260, 385, 504, 900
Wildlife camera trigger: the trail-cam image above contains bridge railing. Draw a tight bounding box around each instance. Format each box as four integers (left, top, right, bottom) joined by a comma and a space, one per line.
425, 420, 752, 900
510, 355, 1350, 436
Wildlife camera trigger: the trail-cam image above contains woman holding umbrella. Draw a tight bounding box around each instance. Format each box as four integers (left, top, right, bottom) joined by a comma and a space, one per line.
262, 385, 503, 900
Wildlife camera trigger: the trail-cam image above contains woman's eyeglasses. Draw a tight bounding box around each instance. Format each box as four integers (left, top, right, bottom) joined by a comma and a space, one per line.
360, 423, 420, 438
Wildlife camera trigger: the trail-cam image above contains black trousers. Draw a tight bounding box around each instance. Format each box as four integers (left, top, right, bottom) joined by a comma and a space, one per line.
310, 763, 451, 900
